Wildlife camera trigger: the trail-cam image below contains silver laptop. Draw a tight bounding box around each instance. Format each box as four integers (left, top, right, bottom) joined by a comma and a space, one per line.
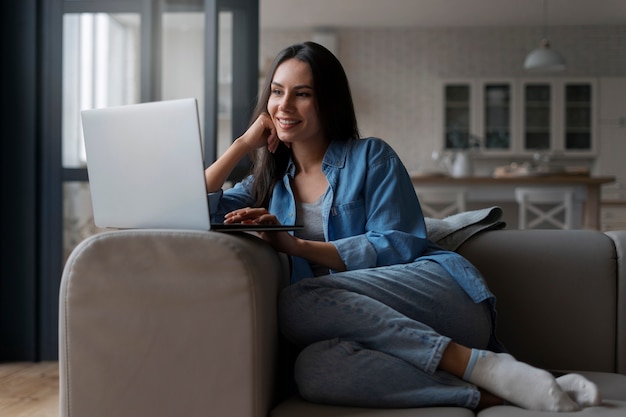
81, 98, 302, 232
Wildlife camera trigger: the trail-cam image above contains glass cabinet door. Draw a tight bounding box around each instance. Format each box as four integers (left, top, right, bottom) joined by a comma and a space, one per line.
483, 83, 511, 150
523, 84, 551, 151
444, 84, 471, 149
441, 79, 595, 156
564, 83, 592, 150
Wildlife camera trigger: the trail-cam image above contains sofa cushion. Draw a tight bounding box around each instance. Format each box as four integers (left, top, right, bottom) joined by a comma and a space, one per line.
475, 351, 626, 416
272, 373, 626, 417
271, 373, 626, 417
477, 401, 626, 417
271, 396, 475, 417
574, 371, 626, 401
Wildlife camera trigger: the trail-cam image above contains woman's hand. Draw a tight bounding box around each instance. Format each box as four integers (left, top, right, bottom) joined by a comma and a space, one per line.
204, 113, 286, 192
240, 113, 287, 154
224, 207, 278, 225
224, 207, 347, 272
225, 207, 299, 254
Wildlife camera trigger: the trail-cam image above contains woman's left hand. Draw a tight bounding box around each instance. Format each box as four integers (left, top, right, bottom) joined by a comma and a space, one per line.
224, 208, 298, 254
224, 207, 275, 225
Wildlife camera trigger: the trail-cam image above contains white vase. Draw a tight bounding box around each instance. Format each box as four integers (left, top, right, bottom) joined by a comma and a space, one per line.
450, 151, 473, 178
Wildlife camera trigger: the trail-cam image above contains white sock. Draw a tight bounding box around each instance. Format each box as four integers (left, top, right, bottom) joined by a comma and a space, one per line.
556, 374, 602, 407
463, 350, 580, 412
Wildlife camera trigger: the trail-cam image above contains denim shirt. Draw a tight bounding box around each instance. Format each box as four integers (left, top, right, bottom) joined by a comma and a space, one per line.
208, 137, 494, 305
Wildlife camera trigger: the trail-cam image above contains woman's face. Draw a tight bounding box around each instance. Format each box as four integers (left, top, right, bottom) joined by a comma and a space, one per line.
267, 58, 324, 146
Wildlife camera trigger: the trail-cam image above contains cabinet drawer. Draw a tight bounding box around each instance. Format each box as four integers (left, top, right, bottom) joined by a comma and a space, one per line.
601, 204, 626, 230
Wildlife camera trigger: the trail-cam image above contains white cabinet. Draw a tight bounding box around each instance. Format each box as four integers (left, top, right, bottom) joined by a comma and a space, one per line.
442, 82, 473, 149
518, 79, 597, 155
563, 81, 596, 153
594, 77, 626, 199
478, 80, 516, 152
442, 79, 515, 154
440, 78, 597, 156
520, 82, 552, 151
601, 204, 626, 231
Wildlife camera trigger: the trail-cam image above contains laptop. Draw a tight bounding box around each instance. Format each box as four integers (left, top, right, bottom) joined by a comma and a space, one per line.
81, 98, 302, 232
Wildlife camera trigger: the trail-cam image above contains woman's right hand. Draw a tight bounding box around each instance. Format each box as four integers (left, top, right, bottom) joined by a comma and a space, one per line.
205, 113, 282, 192
240, 112, 283, 153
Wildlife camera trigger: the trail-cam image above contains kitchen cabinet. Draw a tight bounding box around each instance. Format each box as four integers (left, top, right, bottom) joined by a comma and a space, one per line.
442, 79, 515, 153
481, 82, 514, 150
519, 79, 596, 154
443, 83, 472, 149
440, 78, 597, 156
601, 203, 626, 231
521, 82, 552, 151
594, 77, 626, 201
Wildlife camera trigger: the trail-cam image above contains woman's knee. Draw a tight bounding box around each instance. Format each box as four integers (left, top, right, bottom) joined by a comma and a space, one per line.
294, 339, 357, 403
279, 279, 318, 314
278, 282, 324, 345
278, 283, 307, 325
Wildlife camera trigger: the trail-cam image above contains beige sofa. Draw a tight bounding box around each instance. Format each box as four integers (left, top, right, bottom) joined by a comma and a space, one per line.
59, 228, 626, 417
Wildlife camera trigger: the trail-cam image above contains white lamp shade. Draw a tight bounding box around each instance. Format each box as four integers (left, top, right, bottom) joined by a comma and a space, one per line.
524, 39, 566, 72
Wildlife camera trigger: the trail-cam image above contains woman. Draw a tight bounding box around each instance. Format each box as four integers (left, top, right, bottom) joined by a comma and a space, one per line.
204, 42, 600, 412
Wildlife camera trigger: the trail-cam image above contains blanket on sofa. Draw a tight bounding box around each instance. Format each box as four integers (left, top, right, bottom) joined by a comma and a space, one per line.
425, 206, 506, 251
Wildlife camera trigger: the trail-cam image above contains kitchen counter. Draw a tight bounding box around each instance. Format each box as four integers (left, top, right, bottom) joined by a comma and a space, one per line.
410, 174, 615, 229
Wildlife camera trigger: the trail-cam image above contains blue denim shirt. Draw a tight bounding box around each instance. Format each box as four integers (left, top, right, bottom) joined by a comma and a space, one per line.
208, 137, 493, 305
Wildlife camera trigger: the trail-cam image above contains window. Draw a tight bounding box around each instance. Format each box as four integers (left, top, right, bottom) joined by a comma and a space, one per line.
36, 0, 258, 360
63, 13, 140, 168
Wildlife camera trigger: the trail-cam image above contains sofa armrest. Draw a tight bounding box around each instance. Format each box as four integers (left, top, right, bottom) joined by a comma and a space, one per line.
457, 229, 620, 374
606, 230, 626, 374
59, 230, 290, 417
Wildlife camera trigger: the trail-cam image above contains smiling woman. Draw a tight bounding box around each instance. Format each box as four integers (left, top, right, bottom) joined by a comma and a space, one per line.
201, 41, 601, 412
268, 61, 320, 142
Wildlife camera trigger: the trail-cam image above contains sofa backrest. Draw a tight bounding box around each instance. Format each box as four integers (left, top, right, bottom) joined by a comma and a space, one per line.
457, 229, 620, 374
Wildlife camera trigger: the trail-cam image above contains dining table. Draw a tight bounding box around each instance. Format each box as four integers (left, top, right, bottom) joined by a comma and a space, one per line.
410, 174, 616, 230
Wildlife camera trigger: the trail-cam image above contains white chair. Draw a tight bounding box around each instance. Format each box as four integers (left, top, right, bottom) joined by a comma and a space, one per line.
414, 188, 467, 219
514, 187, 575, 230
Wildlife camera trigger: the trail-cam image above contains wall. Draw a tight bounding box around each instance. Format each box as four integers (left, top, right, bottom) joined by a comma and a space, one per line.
260, 25, 626, 174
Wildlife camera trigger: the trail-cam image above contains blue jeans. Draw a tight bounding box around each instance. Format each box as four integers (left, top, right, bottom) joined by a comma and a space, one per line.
278, 259, 494, 409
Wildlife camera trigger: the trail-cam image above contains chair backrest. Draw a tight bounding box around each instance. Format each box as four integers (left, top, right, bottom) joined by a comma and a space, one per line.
514, 187, 575, 229
414, 187, 467, 219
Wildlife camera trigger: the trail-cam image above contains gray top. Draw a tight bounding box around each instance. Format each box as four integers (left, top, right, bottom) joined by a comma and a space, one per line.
295, 192, 329, 277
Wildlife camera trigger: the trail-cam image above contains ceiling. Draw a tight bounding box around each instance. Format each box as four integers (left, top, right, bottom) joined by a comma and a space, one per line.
260, 0, 626, 29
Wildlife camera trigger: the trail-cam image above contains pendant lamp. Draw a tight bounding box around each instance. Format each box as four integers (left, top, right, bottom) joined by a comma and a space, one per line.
524, 0, 566, 72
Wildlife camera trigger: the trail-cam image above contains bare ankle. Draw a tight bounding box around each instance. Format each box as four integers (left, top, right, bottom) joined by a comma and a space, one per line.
438, 342, 471, 378
475, 389, 505, 411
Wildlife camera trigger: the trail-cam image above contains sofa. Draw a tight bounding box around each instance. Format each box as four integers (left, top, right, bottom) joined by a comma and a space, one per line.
59, 225, 626, 417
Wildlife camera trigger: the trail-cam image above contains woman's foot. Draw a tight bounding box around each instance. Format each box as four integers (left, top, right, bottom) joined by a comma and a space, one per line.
556, 374, 602, 407
463, 350, 580, 412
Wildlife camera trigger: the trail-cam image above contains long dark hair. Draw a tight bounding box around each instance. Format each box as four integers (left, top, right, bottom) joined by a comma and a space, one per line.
248, 41, 360, 208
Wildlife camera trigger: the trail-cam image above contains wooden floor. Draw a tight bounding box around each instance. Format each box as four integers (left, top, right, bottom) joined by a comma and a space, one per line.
0, 362, 59, 417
